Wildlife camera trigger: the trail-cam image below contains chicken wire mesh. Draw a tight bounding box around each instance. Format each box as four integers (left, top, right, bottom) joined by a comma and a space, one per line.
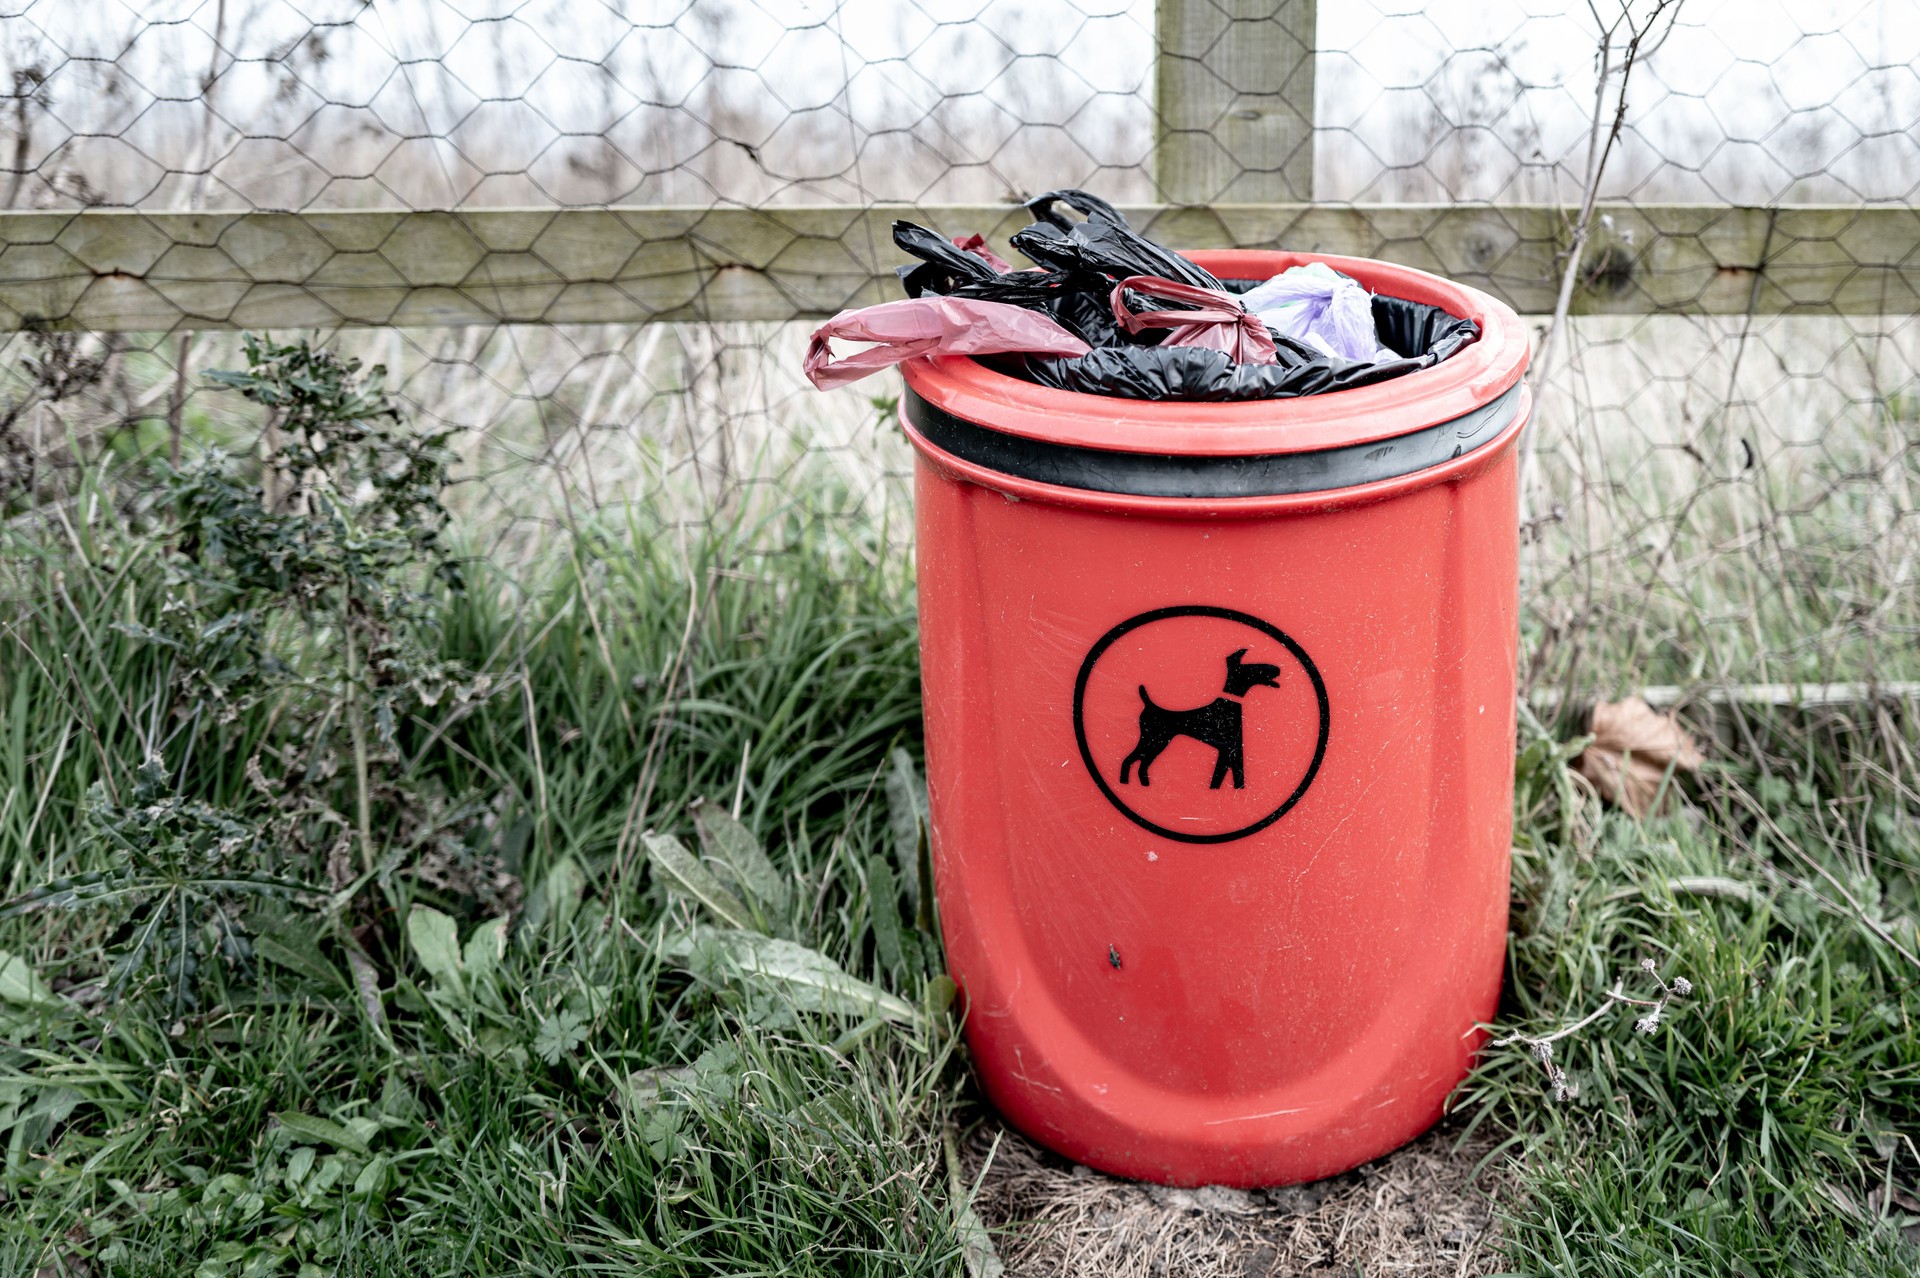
1, 0, 1917, 696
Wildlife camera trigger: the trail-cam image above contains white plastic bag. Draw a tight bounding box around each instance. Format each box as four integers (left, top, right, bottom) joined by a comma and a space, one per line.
1239, 263, 1398, 365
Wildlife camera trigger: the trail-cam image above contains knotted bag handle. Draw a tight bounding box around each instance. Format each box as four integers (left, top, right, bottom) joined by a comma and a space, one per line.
1110, 276, 1279, 365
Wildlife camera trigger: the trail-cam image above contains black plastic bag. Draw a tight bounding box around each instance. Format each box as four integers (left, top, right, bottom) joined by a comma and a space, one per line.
887, 194, 1482, 402
1005, 338, 1433, 403
1011, 190, 1223, 293
949, 269, 1131, 349
893, 221, 1004, 299
1022, 188, 1129, 230
999, 278, 1479, 402
893, 221, 1130, 347
1371, 293, 1479, 364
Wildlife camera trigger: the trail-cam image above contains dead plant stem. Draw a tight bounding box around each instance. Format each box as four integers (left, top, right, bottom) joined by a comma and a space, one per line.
1490, 981, 1652, 1049
1521, 0, 1685, 525
1729, 783, 1920, 971
614, 560, 709, 881
341, 597, 374, 876
521, 672, 550, 863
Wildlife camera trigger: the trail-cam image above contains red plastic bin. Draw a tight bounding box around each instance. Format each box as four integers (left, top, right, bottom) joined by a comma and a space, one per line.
901, 250, 1530, 1187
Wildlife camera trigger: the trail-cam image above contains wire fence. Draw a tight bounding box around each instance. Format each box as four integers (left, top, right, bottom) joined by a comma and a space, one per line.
2, 0, 1917, 699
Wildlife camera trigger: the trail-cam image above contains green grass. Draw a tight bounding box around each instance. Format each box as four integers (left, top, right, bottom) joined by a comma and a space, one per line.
1466, 708, 1920, 1275
3, 457, 1919, 1276
1, 475, 959, 1275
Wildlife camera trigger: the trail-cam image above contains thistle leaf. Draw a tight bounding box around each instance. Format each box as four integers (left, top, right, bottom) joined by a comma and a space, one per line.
275, 1111, 370, 1156
644, 833, 756, 932
406, 905, 465, 1000
885, 748, 927, 917
664, 927, 920, 1025
692, 798, 789, 916
251, 920, 346, 993
867, 856, 905, 975
0, 951, 58, 1008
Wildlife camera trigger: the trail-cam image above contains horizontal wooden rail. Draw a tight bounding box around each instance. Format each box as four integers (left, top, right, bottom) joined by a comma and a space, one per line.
0, 204, 1912, 332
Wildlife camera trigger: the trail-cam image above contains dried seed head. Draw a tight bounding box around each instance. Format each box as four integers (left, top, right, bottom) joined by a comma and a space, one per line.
1641, 958, 1658, 974
1671, 977, 1692, 997
1532, 1040, 1554, 1062
1635, 1007, 1664, 1035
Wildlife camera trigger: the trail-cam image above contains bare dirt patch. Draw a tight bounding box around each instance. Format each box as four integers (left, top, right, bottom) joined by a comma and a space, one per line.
965, 1120, 1504, 1277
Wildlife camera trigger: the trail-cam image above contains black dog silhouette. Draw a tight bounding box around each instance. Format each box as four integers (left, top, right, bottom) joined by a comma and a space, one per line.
1118, 648, 1281, 790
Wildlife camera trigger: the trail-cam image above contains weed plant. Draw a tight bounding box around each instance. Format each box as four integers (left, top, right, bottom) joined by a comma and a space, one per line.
0, 338, 957, 1274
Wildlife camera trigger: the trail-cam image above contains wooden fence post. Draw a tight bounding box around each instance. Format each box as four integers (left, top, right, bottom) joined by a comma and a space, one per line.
1153, 0, 1319, 205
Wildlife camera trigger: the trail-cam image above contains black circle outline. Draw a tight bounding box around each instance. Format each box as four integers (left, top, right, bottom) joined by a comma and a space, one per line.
1072, 605, 1330, 845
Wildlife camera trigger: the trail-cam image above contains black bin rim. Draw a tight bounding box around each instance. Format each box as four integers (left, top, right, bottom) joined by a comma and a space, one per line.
902, 379, 1525, 499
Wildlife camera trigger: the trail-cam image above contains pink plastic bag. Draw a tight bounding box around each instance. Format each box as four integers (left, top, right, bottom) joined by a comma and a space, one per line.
1109, 276, 1279, 366
804, 297, 1091, 389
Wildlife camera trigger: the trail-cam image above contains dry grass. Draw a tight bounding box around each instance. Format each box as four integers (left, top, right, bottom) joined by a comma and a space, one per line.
964, 1121, 1504, 1278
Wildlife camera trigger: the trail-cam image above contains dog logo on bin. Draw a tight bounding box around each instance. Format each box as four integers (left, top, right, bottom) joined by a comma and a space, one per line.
1074, 606, 1329, 845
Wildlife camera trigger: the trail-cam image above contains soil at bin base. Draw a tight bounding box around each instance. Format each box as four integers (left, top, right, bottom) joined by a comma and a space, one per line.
965, 1120, 1503, 1278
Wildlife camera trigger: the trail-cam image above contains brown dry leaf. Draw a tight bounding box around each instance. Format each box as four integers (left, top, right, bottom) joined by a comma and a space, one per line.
1572, 697, 1704, 816
966, 1121, 1502, 1278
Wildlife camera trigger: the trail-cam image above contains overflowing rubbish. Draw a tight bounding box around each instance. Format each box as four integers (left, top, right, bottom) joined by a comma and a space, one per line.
803, 188, 1480, 400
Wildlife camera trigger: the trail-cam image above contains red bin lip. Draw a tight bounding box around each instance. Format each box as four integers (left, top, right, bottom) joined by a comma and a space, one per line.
899, 249, 1530, 459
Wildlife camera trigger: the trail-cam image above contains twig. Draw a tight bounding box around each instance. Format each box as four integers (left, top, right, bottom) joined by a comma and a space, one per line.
613, 559, 710, 882
1538, 0, 1685, 390
346, 948, 396, 1054
1726, 783, 1920, 971
1492, 962, 1691, 1100
168, 332, 190, 467
1521, 0, 1687, 523
341, 596, 375, 877
1490, 978, 1672, 1051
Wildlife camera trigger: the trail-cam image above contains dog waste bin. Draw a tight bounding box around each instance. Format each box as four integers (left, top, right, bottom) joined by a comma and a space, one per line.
902, 249, 1530, 1187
